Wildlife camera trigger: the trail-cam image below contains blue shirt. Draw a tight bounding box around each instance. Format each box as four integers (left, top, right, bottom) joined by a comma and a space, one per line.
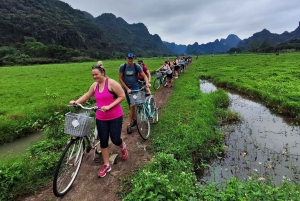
119, 63, 143, 89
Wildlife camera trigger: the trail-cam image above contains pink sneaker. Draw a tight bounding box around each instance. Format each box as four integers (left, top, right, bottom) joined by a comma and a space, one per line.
98, 164, 111, 178
121, 143, 128, 160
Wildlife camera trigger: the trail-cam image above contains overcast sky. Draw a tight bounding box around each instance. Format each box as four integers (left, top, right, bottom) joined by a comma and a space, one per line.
61, 0, 300, 45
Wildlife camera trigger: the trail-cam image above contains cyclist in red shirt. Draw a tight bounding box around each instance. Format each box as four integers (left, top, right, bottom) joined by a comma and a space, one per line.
138, 60, 151, 94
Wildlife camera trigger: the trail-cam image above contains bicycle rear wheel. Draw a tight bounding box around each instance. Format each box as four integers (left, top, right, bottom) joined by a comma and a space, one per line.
90, 126, 101, 155
153, 77, 161, 90
53, 137, 85, 197
148, 96, 158, 124
162, 75, 167, 87
136, 105, 150, 140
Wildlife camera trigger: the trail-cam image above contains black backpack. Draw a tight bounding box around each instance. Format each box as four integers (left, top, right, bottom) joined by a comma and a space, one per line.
122, 63, 139, 81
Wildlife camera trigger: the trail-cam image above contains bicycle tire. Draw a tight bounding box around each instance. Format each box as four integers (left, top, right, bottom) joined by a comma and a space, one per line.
136, 105, 150, 140
148, 96, 158, 124
53, 137, 85, 197
162, 76, 167, 87
153, 77, 161, 90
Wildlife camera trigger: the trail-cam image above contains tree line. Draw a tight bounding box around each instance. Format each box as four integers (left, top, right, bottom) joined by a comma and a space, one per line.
228, 39, 300, 54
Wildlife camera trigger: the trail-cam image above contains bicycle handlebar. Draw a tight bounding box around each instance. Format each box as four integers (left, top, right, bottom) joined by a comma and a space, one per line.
69, 103, 104, 111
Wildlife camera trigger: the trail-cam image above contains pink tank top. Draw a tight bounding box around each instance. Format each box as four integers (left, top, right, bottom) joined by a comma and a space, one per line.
94, 78, 123, 120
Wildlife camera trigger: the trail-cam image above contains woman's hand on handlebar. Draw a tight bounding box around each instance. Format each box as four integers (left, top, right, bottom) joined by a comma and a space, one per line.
100, 105, 110, 112
127, 88, 132, 94
69, 100, 77, 105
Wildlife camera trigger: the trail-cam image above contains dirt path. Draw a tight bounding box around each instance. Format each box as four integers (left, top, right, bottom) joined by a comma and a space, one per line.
23, 87, 173, 201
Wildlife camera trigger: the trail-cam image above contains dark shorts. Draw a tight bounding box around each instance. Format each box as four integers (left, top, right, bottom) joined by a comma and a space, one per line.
174, 65, 180, 71
96, 116, 123, 148
166, 73, 173, 78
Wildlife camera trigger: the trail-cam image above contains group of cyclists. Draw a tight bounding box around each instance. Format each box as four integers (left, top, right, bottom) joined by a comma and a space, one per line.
69, 53, 192, 178
156, 56, 192, 88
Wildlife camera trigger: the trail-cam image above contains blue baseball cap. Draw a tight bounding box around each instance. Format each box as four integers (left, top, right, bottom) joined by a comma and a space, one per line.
126, 53, 135, 58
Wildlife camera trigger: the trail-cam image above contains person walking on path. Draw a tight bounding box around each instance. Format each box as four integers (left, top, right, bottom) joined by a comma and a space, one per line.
138, 60, 152, 94
157, 60, 173, 88
70, 63, 128, 178
119, 53, 150, 134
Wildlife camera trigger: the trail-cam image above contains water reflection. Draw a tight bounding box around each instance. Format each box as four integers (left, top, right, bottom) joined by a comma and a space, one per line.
199, 80, 300, 185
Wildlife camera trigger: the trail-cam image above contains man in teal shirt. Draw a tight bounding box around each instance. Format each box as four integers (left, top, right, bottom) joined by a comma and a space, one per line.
119, 53, 150, 134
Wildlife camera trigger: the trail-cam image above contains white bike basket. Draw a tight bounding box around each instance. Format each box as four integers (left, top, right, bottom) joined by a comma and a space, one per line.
128, 91, 146, 105
64, 112, 94, 137
156, 72, 163, 78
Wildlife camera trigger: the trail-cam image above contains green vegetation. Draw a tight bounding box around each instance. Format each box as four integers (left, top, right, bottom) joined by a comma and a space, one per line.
0, 0, 173, 66
0, 58, 165, 145
1, 53, 300, 200
121, 53, 300, 200
0, 37, 87, 66
197, 52, 300, 122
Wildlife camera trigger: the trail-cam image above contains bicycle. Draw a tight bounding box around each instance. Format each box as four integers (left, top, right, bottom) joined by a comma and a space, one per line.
153, 71, 167, 90
129, 85, 158, 140
179, 64, 184, 74
53, 104, 102, 197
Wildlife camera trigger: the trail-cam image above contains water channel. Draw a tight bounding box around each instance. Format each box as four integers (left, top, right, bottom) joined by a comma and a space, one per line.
0, 132, 44, 158
200, 80, 300, 185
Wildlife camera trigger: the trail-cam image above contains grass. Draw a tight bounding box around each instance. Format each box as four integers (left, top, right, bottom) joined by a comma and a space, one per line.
2, 53, 300, 200
0, 58, 165, 144
121, 53, 300, 200
197, 53, 300, 121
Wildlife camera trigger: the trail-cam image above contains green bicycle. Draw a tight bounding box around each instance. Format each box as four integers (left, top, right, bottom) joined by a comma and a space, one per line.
153, 71, 167, 90
129, 85, 158, 140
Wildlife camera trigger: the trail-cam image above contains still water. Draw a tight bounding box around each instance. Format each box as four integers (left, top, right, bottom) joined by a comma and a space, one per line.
0, 132, 44, 158
200, 80, 300, 185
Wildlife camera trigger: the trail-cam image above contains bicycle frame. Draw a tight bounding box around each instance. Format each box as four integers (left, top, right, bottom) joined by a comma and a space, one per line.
160, 74, 167, 84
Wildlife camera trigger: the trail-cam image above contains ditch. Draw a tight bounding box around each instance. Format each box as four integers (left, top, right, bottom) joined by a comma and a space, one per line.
0, 132, 44, 158
199, 79, 300, 185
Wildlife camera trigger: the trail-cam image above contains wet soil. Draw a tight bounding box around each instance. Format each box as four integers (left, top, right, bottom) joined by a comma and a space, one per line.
22, 87, 173, 201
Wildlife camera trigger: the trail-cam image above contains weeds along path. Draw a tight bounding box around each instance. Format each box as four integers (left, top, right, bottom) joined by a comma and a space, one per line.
22, 86, 173, 201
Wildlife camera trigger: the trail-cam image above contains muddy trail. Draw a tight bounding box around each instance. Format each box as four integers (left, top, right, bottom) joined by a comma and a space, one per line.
22, 87, 173, 201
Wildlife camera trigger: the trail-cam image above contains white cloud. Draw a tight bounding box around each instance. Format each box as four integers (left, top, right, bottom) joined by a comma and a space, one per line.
61, 0, 300, 45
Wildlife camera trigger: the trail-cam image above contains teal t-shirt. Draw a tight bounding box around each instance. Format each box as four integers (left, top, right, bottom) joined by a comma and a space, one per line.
119, 63, 143, 89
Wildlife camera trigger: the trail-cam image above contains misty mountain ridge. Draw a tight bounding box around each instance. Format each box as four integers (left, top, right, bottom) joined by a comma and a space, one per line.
0, 0, 173, 60
237, 22, 300, 50
166, 22, 300, 54
165, 34, 241, 55
1, 0, 300, 62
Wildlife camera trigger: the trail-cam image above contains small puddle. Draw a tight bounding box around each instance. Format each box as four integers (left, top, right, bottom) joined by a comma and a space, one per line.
199, 80, 300, 185
0, 132, 44, 158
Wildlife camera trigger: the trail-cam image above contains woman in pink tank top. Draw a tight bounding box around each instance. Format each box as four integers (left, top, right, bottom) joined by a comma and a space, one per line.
70, 62, 128, 178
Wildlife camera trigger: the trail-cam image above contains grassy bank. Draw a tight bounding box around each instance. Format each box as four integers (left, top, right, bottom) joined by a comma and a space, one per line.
0, 58, 164, 144
121, 54, 300, 200
198, 53, 300, 122
0, 58, 164, 200
2, 54, 300, 200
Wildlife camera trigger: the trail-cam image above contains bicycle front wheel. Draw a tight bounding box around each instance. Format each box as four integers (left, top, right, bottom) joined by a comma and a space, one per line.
148, 96, 158, 124
53, 137, 85, 197
162, 76, 167, 87
153, 78, 161, 90
136, 105, 150, 140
